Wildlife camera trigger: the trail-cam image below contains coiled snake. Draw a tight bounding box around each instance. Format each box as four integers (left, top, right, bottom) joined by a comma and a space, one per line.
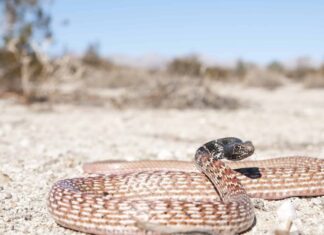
47, 137, 324, 234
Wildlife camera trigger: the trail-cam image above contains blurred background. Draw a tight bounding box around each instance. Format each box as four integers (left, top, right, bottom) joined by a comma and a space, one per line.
1, 1, 324, 234
0, 0, 323, 106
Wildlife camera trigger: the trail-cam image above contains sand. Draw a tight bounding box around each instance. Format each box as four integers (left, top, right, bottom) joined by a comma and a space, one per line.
0, 83, 323, 235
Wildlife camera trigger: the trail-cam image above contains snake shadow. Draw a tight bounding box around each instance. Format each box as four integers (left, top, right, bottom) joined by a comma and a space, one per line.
235, 167, 262, 179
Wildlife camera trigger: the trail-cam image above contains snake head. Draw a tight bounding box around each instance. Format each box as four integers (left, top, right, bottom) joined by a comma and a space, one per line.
224, 140, 254, 161
198, 137, 255, 161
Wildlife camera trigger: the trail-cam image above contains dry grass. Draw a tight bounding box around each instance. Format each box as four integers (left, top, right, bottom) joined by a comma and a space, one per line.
45, 71, 241, 110
304, 75, 324, 89
243, 70, 285, 90
167, 55, 202, 77
117, 78, 241, 110
204, 66, 231, 81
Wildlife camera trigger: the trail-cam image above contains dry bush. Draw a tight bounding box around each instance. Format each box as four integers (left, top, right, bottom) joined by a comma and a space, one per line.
81, 43, 114, 70
286, 67, 317, 81
0, 49, 21, 93
320, 64, 324, 76
83, 66, 150, 89
167, 55, 202, 77
303, 75, 324, 89
285, 58, 317, 81
44, 68, 242, 110
82, 53, 114, 70
0, 0, 53, 101
281, 60, 324, 88
70, 58, 242, 109
267, 61, 285, 74
204, 65, 230, 81
51, 55, 85, 81
116, 77, 241, 110
243, 69, 284, 90
234, 60, 248, 78
0, 46, 51, 102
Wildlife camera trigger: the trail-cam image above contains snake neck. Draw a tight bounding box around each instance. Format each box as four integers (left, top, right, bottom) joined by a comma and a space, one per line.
196, 140, 225, 160
194, 138, 250, 202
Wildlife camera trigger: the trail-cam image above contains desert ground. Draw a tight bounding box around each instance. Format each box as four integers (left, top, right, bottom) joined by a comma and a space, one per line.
0, 83, 323, 235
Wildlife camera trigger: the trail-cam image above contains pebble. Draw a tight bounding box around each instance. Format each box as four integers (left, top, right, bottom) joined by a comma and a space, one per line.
274, 201, 299, 235
24, 214, 32, 221
253, 198, 267, 211
310, 197, 322, 206
0, 192, 13, 200
0, 172, 12, 184
277, 201, 297, 221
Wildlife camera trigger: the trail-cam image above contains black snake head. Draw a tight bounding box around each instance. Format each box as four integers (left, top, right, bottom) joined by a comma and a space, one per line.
224, 140, 254, 161
197, 137, 255, 161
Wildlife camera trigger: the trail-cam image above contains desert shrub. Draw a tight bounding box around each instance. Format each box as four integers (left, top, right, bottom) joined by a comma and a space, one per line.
297, 61, 324, 88
286, 57, 317, 80
204, 65, 230, 80
320, 63, 324, 76
286, 66, 317, 80
0, 47, 48, 97
233, 60, 261, 80
82, 43, 114, 70
244, 70, 284, 90
304, 75, 324, 89
234, 59, 248, 78
167, 55, 202, 77
0, 0, 53, 101
84, 67, 150, 89
267, 61, 285, 74
120, 78, 241, 110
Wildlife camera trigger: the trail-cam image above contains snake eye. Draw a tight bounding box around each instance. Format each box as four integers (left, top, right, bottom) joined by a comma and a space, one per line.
234, 145, 242, 153
231, 143, 254, 160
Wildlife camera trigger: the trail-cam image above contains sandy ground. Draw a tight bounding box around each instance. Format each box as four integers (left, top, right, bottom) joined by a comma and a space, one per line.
0, 83, 324, 235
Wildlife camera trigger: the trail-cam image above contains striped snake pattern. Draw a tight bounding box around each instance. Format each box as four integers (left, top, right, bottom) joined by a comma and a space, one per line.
47, 137, 324, 234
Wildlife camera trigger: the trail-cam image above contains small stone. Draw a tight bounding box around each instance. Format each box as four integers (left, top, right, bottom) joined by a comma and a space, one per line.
311, 198, 322, 206
277, 201, 297, 221
274, 201, 298, 235
253, 198, 267, 211
24, 214, 32, 220
0, 172, 12, 184
0, 192, 12, 200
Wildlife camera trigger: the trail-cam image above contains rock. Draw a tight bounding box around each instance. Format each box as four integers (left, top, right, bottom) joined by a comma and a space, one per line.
277, 201, 297, 221
24, 214, 32, 221
0, 192, 12, 200
274, 201, 299, 235
0, 172, 12, 185
253, 198, 267, 211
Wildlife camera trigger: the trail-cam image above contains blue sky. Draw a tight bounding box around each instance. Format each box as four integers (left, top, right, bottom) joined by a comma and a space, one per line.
50, 0, 324, 64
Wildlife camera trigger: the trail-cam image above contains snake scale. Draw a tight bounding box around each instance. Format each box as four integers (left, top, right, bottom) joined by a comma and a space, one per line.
47, 137, 324, 234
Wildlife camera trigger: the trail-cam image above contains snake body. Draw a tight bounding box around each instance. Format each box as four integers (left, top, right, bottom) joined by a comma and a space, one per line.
48, 138, 324, 234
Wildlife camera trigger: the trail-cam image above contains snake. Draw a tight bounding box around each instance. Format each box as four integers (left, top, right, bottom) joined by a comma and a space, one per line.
47, 137, 324, 235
